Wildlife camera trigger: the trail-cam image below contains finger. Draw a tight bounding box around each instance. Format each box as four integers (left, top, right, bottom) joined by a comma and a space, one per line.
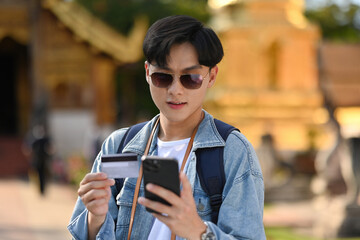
86, 198, 109, 216
87, 198, 108, 208
104, 186, 113, 202
78, 178, 115, 196
80, 172, 109, 185
138, 196, 172, 215
81, 188, 110, 204
145, 183, 179, 206
87, 197, 108, 209
152, 212, 173, 226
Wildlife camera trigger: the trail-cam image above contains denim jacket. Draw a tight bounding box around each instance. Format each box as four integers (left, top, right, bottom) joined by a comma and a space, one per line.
68, 110, 266, 240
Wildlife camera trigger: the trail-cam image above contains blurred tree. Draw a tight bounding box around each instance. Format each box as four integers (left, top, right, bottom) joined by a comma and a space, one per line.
305, 3, 360, 42
76, 0, 209, 35
75, 0, 210, 125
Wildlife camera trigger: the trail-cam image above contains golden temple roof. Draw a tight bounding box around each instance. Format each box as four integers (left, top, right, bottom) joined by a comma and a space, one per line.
43, 0, 148, 63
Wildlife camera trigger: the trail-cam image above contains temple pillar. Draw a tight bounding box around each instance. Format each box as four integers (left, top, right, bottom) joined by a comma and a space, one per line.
92, 56, 117, 126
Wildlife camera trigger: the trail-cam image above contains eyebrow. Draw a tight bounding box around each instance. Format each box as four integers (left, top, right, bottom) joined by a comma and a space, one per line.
151, 64, 203, 72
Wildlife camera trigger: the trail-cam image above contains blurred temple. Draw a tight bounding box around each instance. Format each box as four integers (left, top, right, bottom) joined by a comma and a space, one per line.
207, 0, 325, 152
206, 0, 360, 237
205, 0, 360, 237
204, 1, 360, 212
0, 0, 147, 177
1, 0, 360, 236
1, 0, 359, 204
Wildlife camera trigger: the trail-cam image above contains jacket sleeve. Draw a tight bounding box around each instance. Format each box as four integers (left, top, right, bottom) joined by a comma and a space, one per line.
67, 197, 117, 240
67, 129, 126, 240
209, 131, 266, 240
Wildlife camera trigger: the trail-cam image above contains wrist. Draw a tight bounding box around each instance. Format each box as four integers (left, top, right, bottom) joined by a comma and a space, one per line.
88, 212, 106, 240
88, 212, 106, 226
199, 222, 215, 240
188, 221, 207, 240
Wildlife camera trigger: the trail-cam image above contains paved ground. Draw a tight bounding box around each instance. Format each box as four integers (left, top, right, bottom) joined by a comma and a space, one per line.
0, 177, 351, 239
0, 178, 77, 240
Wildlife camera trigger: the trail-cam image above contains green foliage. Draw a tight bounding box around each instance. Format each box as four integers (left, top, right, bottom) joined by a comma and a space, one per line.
305, 3, 360, 42
115, 61, 158, 125
266, 227, 319, 240
75, 0, 210, 34
67, 154, 88, 187
266, 227, 360, 240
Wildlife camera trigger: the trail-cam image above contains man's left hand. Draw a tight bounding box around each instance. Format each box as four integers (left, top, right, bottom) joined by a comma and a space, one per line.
138, 172, 206, 240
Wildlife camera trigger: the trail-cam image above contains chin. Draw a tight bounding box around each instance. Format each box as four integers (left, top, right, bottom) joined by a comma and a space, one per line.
159, 110, 185, 122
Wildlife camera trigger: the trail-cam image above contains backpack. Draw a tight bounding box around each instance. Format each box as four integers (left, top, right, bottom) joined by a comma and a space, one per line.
113, 119, 239, 224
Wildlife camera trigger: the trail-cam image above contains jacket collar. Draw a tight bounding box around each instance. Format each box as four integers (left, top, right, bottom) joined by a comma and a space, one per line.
123, 110, 225, 155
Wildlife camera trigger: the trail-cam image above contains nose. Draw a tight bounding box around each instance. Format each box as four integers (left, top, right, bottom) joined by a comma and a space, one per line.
168, 75, 184, 95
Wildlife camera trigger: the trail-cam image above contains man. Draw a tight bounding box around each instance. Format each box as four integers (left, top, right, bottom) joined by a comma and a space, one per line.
68, 15, 266, 240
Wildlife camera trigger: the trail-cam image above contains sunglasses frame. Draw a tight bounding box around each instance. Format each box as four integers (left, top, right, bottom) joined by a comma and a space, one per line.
147, 63, 210, 90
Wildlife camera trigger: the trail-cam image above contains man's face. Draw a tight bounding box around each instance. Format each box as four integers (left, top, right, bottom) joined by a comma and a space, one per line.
145, 42, 218, 124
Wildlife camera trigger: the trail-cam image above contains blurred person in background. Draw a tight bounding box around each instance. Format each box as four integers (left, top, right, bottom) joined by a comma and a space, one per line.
23, 124, 53, 195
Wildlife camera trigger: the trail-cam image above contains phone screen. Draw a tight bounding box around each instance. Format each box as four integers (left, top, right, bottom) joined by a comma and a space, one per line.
142, 156, 180, 213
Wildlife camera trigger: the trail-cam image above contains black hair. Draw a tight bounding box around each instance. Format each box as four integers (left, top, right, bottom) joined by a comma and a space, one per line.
143, 15, 223, 68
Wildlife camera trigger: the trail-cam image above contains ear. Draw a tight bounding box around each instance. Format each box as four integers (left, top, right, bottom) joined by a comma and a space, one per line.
207, 65, 218, 88
144, 61, 150, 84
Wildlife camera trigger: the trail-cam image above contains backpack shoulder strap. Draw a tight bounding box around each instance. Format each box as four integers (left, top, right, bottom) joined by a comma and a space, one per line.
113, 121, 148, 196
213, 119, 239, 141
116, 121, 149, 154
195, 119, 239, 224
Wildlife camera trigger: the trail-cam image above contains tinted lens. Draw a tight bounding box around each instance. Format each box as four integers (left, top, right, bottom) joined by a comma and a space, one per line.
150, 72, 173, 88
180, 74, 203, 89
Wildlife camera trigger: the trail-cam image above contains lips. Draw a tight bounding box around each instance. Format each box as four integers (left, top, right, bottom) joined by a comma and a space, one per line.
167, 101, 186, 109
168, 101, 185, 105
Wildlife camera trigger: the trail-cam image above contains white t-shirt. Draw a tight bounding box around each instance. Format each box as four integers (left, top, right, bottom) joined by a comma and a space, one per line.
147, 137, 191, 240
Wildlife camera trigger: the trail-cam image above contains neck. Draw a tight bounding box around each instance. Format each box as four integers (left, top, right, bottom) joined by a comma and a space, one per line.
158, 111, 204, 141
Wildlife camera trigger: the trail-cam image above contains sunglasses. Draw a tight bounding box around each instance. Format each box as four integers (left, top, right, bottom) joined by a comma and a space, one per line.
149, 71, 209, 89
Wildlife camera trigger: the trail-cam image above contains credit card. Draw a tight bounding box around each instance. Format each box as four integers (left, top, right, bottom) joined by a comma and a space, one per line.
101, 153, 139, 178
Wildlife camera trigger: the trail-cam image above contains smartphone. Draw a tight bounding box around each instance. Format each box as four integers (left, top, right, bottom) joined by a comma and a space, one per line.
142, 156, 180, 213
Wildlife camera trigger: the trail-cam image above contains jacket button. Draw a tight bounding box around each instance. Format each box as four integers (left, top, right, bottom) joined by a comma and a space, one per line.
197, 202, 205, 211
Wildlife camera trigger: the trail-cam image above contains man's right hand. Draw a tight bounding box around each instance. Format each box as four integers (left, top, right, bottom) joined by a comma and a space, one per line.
78, 172, 115, 239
